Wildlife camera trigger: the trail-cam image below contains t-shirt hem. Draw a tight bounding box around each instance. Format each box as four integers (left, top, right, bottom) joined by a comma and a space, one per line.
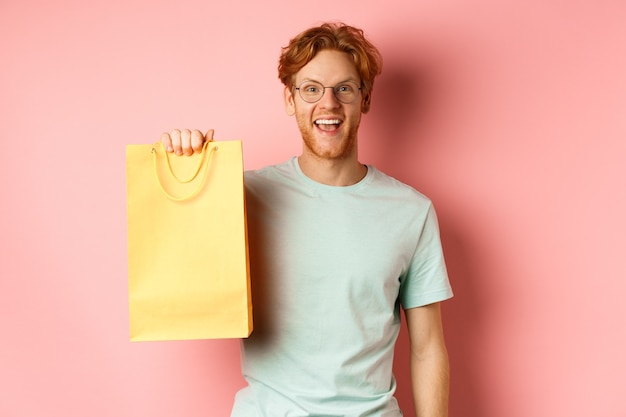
402, 288, 453, 310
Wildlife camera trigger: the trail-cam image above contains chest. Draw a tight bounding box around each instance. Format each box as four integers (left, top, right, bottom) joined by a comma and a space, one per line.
248, 189, 418, 305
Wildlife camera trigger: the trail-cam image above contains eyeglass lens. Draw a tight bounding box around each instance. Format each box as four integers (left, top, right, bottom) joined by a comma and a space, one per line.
296, 81, 360, 104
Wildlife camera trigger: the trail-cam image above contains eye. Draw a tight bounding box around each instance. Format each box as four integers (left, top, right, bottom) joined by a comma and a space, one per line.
336, 84, 355, 93
301, 83, 321, 94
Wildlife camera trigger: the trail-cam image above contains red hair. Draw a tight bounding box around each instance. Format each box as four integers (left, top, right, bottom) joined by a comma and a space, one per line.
278, 22, 383, 113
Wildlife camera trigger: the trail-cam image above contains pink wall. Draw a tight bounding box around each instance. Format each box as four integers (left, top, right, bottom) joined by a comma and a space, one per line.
2, 1, 625, 416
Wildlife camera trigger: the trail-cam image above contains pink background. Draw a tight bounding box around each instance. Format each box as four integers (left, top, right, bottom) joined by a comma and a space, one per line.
2, 1, 625, 416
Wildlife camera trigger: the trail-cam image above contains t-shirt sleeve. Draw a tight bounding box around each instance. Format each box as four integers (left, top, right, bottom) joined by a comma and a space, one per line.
399, 204, 453, 309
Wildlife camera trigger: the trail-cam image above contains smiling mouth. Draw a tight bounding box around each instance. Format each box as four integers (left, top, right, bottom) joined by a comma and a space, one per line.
314, 119, 341, 125
314, 118, 342, 131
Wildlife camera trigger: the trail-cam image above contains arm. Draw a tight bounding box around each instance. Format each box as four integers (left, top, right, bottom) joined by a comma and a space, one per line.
405, 302, 450, 417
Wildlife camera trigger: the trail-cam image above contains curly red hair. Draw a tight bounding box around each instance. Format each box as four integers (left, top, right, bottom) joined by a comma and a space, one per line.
278, 22, 383, 113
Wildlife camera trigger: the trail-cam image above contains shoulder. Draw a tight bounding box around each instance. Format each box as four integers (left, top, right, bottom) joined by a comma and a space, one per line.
366, 166, 433, 209
245, 158, 293, 180
244, 157, 296, 178
244, 158, 299, 194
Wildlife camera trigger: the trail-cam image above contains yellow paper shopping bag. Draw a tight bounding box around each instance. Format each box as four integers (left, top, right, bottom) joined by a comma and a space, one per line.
126, 140, 252, 341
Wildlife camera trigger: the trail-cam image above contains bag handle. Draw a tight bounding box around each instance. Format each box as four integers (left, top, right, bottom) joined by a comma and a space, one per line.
151, 141, 218, 202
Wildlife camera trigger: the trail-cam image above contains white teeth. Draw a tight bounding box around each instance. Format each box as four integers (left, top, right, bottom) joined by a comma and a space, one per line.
315, 119, 341, 125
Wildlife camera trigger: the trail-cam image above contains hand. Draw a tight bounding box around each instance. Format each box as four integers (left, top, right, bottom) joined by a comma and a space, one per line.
160, 129, 215, 156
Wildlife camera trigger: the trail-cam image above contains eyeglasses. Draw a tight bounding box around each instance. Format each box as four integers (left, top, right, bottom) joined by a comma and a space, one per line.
294, 80, 362, 104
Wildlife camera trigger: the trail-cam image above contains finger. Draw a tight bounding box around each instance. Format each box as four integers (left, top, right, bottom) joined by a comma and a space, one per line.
191, 129, 205, 153
170, 129, 182, 155
205, 129, 215, 142
160, 132, 174, 153
181, 129, 193, 156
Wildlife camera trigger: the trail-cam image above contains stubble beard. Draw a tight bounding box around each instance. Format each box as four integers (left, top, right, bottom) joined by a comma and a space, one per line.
297, 117, 360, 161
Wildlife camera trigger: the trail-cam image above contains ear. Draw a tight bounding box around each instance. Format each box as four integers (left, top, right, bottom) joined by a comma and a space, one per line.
361, 92, 372, 114
283, 86, 296, 116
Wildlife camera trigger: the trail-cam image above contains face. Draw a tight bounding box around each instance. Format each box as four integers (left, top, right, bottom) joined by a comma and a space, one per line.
284, 49, 364, 161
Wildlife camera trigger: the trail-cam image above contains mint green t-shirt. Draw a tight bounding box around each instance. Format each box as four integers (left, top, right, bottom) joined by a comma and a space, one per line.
231, 158, 452, 417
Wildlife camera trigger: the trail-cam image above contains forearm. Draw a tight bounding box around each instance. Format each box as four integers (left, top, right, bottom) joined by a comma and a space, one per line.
410, 345, 450, 417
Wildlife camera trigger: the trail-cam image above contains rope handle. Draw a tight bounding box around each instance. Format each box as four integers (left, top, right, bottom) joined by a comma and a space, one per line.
163, 140, 212, 183
150, 141, 218, 201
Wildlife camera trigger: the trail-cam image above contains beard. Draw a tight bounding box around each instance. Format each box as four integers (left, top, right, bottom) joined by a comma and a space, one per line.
296, 115, 361, 160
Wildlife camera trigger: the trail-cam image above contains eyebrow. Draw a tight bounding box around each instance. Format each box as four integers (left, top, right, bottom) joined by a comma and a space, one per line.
298, 77, 360, 85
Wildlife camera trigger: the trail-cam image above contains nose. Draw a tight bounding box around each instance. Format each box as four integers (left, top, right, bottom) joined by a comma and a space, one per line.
318, 87, 341, 108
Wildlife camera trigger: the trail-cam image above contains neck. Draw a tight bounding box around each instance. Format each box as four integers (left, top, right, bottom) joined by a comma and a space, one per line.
297, 152, 367, 186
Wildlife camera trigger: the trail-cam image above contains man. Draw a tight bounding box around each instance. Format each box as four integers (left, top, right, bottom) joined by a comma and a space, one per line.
162, 22, 453, 417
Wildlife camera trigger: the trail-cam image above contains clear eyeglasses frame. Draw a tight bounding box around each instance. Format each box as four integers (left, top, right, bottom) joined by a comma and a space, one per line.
294, 80, 362, 104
